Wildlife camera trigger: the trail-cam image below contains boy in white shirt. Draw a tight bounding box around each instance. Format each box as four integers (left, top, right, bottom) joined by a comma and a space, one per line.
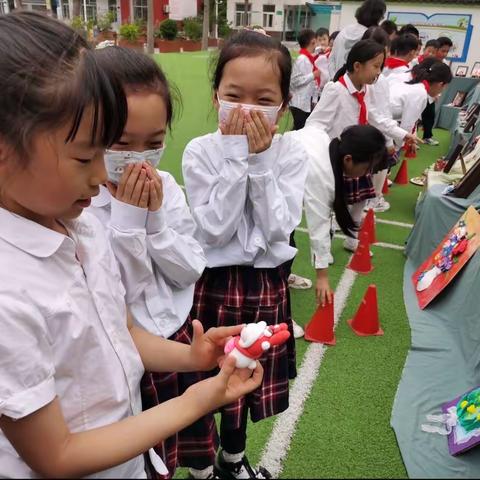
289, 29, 321, 130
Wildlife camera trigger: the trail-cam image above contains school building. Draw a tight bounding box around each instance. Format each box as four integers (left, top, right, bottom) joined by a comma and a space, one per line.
0, 0, 200, 25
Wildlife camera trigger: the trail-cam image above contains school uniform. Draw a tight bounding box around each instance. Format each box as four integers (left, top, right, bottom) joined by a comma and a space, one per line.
182, 130, 307, 441
382, 58, 412, 85
328, 22, 368, 78
289, 53, 318, 130
313, 52, 331, 103
0, 208, 148, 478
89, 173, 217, 474
390, 81, 430, 137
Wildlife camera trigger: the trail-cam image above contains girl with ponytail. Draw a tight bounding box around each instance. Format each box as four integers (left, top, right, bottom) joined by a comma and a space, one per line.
389, 57, 452, 136
301, 125, 387, 305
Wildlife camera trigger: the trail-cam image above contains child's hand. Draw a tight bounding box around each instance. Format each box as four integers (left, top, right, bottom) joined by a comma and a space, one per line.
145, 163, 163, 212
220, 106, 245, 135
245, 110, 277, 154
186, 355, 264, 412
107, 162, 150, 209
404, 133, 424, 145
316, 270, 333, 307
189, 320, 244, 371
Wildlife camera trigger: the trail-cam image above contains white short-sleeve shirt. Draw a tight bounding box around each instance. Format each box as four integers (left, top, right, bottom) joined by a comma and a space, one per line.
0, 208, 146, 478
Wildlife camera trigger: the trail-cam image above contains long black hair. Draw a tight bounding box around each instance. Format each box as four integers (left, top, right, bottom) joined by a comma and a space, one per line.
211, 30, 292, 105
408, 57, 453, 85
94, 46, 178, 129
333, 39, 386, 81
0, 11, 127, 164
330, 125, 387, 236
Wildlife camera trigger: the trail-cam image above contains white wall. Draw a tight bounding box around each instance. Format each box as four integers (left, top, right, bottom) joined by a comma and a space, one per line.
337, 2, 480, 71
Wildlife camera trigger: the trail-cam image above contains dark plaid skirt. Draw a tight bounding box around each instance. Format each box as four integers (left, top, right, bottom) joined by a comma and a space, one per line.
141, 317, 219, 477
190, 264, 297, 431
343, 173, 376, 204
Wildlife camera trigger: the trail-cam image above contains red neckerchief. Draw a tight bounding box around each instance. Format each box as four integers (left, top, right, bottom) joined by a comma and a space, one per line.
421, 80, 431, 94
338, 75, 368, 125
417, 54, 425, 64
384, 57, 409, 69
299, 48, 320, 87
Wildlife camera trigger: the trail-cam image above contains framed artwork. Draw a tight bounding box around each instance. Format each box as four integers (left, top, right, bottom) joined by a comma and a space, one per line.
472, 62, 480, 78
412, 206, 480, 308
456, 65, 469, 77
443, 142, 466, 173
452, 90, 468, 107
450, 157, 480, 198
464, 113, 478, 134
464, 103, 480, 125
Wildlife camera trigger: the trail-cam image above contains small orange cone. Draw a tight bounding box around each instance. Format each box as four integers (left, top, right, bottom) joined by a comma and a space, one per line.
361, 208, 376, 245
305, 298, 335, 345
404, 142, 417, 159
347, 230, 373, 274
394, 159, 409, 185
382, 177, 389, 195
348, 285, 384, 336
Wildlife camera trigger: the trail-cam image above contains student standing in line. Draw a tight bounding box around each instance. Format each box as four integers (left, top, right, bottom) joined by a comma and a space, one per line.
382, 34, 419, 84
183, 30, 308, 479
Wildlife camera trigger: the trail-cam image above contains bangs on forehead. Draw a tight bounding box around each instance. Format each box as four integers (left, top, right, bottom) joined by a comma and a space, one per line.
63, 50, 127, 147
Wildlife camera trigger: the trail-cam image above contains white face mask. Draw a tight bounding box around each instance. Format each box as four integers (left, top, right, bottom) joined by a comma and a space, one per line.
217, 96, 282, 127
104, 147, 165, 184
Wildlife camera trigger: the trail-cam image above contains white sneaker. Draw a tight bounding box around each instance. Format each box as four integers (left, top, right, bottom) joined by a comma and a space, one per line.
288, 273, 312, 289
292, 319, 304, 339
371, 196, 390, 213
424, 137, 440, 146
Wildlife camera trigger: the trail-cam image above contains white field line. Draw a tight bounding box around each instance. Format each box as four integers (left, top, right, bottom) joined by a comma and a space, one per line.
295, 227, 405, 251
258, 265, 357, 477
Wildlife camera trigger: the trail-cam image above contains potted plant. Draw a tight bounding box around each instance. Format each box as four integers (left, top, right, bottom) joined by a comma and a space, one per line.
96, 11, 116, 42
119, 22, 143, 51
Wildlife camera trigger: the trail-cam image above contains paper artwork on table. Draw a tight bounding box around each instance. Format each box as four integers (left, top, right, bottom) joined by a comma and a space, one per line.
412, 206, 480, 309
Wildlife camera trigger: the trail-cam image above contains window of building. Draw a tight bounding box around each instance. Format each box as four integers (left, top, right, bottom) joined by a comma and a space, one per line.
81, 0, 97, 21
108, 0, 117, 21
61, 0, 70, 19
263, 4, 274, 28
0, 0, 8, 13
235, 2, 251, 27
133, 0, 147, 22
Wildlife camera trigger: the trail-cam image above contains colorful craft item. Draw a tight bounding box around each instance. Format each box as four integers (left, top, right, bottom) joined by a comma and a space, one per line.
457, 388, 480, 433
224, 321, 290, 369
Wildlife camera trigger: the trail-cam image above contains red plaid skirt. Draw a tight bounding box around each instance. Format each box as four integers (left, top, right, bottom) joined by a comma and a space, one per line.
343, 173, 376, 204
190, 264, 297, 430
141, 318, 219, 477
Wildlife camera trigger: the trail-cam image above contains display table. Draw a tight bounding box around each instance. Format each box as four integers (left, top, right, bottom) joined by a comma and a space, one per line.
391, 184, 480, 477
435, 78, 480, 131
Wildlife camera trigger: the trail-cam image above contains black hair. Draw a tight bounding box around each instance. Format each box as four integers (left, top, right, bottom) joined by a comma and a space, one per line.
425, 39, 440, 50
330, 125, 387, 236
94, 46, 177, 129
398, 24, 419, 38
380, 20, 398, 36
0, 11, 127, 164
362, 26, 390, 49
298, 29, 316, 49
437, 36, 453, 48
212, 30, 292, 105
355, 0, 386, 28
315, 27, 329, 38
408, 57, 453, 85
330, 31, 340, 42
333, 39, 385, 81
390, 34, 419, 57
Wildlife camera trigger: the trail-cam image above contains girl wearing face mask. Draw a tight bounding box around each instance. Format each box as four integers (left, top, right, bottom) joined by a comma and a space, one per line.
88, 47, 217, 480
182, 30, 308, 479
302, 125, 387, 305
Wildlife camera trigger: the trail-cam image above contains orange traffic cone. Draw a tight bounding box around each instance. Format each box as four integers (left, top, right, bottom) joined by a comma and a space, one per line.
382, 177, 389, 195
304, 298, 335, 345
404, 142, 417, 159
348, 285, 383, 336
347, 230, 373, 274
394, 159, 409, 185
361, 208, 376, 245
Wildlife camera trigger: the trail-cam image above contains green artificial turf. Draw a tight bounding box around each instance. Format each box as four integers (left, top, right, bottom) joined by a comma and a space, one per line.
152, 51, 452, 478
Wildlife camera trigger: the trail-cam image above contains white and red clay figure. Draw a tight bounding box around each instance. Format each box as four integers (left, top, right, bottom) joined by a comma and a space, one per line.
224, 321, 291, 369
